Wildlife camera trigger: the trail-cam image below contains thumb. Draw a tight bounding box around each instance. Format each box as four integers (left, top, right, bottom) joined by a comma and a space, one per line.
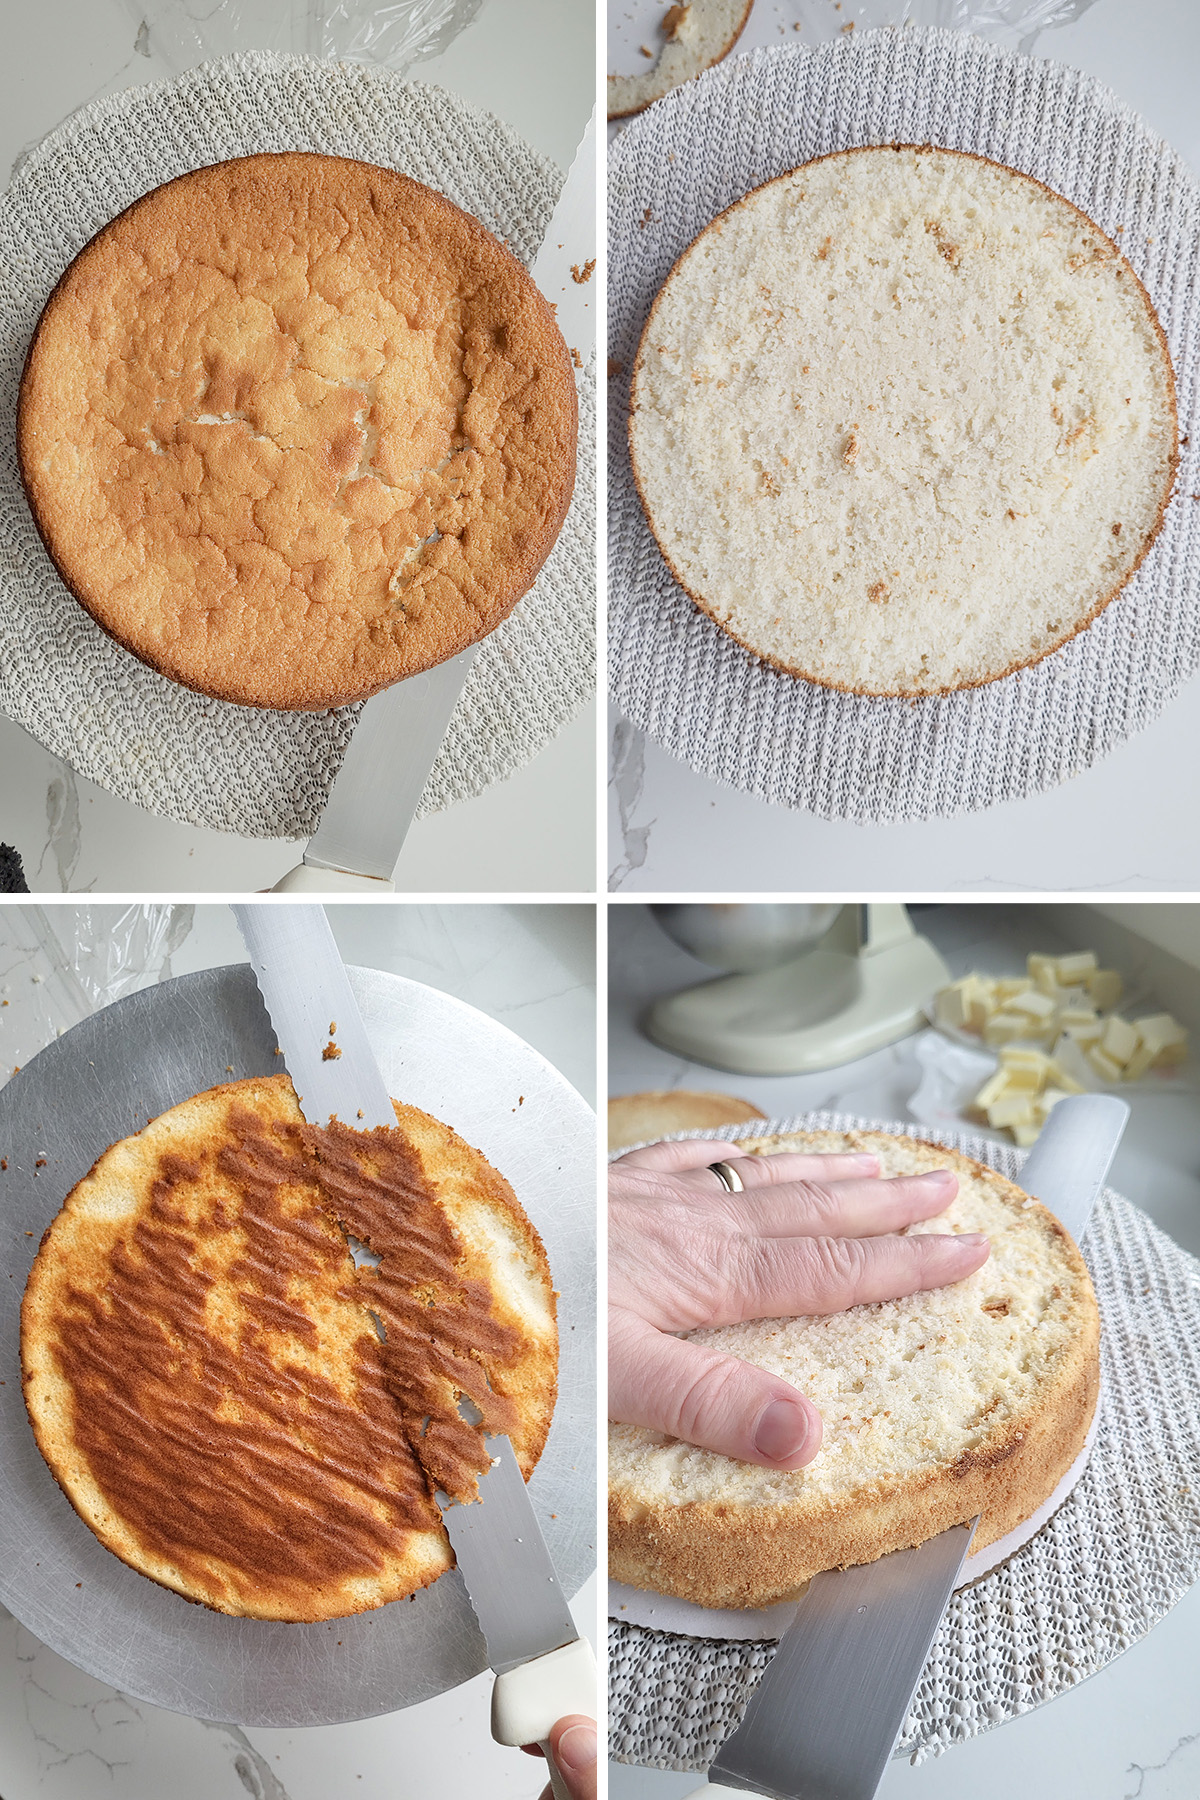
610, 1316, 822, 1469
538, 1716, 597, 1800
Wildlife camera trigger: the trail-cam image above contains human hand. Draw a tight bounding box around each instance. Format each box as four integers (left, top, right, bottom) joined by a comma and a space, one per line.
522, 1714, 597, 1800
610, 1138, 990, 1469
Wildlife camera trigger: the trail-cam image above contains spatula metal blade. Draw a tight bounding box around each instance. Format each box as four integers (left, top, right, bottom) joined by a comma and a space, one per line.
706, 1522, 976, 1800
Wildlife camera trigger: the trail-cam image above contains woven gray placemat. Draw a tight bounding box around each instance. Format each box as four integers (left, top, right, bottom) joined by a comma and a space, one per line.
608, 1109, 1200, 1769
608, 28, 1200, 824
0, 52, 594, 838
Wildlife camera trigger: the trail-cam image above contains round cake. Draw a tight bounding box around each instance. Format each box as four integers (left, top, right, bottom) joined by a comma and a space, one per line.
18, 152, 578, 711
608, 1129, 1100, 1610
608, 1089, 766, 1152
629, 144, 1178, 696
21, 1075, 557, 1621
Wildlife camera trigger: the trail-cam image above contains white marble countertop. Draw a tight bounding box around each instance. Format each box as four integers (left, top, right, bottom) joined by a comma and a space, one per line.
608, 0, 1200, 893
1, 0, 596, 894
608, 899, 1200, 1797
0, 901, 598, 1800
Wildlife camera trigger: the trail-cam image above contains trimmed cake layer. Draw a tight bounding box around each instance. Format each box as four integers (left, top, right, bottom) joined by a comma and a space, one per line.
630, 145, 1177, 696
609, 1129, 1099, 1609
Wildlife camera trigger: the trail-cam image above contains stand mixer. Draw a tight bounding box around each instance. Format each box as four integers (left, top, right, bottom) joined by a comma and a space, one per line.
644, 905, 950, 1076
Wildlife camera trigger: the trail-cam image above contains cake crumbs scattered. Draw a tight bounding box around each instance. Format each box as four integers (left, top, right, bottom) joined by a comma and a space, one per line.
640, 207, 653, 228
608, 358, 624, 378
35, 1158, 46, 1168
322, 1043, 342, 1061
571, 259, 596, 284
571, 347, 583, 368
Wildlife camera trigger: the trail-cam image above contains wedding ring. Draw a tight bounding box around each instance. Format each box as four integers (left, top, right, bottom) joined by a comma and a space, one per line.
709, 1159, 745, 1194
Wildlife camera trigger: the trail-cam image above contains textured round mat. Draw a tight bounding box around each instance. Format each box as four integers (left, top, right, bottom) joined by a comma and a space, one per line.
608, 29, 1200, 824
0, 52, 594, 838
608, 1109, 1200, 1769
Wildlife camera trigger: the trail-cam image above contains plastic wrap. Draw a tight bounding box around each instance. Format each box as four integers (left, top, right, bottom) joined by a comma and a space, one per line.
608, 0, 1100, 85
791, 0, 1098, 55
0, 907, 194, 1082
122, 0, 482, 74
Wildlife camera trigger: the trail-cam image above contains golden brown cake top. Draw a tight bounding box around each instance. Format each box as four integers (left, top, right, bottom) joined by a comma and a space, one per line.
18, 152, 578, 710
21, 1076, 558, 1620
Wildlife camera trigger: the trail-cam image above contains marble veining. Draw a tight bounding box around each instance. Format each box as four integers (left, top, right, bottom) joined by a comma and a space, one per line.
1123, 1731, 1200, 1798
195, 1722, 293, 1800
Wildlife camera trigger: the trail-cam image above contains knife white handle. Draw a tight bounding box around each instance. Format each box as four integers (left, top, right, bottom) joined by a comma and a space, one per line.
268, 863, 395, 892
491, 1637, 597, 1798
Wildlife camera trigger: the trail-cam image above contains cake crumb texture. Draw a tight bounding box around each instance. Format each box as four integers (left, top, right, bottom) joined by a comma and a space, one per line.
629, 146, 1177, 696
609, 1129, 1100, 1609
608, 0, 753, 118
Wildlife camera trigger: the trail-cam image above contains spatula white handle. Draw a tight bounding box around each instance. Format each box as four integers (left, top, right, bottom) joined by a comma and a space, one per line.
491, 1637, 597, 1798
269, 863, 395, 892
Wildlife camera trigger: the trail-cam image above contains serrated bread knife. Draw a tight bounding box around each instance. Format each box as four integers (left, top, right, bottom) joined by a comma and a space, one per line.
685, 1094, 1129, 1800
439, 1436, 597, 1800
271, 109, 597, 893
230, 904, 596, 1788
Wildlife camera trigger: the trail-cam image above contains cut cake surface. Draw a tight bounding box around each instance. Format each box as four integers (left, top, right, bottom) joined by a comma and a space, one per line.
629, 145, 1177, 696
608, 1129, 1100, 1609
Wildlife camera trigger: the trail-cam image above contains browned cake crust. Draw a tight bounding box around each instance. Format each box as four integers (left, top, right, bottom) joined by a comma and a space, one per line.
609, 1131, 1100, 1609
18, 152, 577, 710
21, 1075, 557, 1621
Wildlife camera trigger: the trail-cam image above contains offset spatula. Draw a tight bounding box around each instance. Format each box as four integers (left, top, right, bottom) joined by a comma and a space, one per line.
271, 109, 598, 893
230, 904, 596, 1787
686, 1094, 1129, 1800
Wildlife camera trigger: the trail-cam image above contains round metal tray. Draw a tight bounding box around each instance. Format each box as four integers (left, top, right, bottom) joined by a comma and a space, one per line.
0, 964, 595, 1727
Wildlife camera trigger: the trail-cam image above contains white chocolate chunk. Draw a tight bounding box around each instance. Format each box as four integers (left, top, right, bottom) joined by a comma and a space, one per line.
1100, 1014, 1140, 1066
1087, 969, 1123, 1010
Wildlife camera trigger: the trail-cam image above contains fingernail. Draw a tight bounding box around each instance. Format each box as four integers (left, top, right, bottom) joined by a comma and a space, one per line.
754, 1398, 811, 1461
957, 1233, 989, 1250
850, 1154, 879, 1169
557, 1724, 597, 1773
921, 1169, 956, 1188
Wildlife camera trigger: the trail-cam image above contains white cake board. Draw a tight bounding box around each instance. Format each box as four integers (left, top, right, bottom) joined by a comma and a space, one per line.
609, 1387, 1101, 1643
